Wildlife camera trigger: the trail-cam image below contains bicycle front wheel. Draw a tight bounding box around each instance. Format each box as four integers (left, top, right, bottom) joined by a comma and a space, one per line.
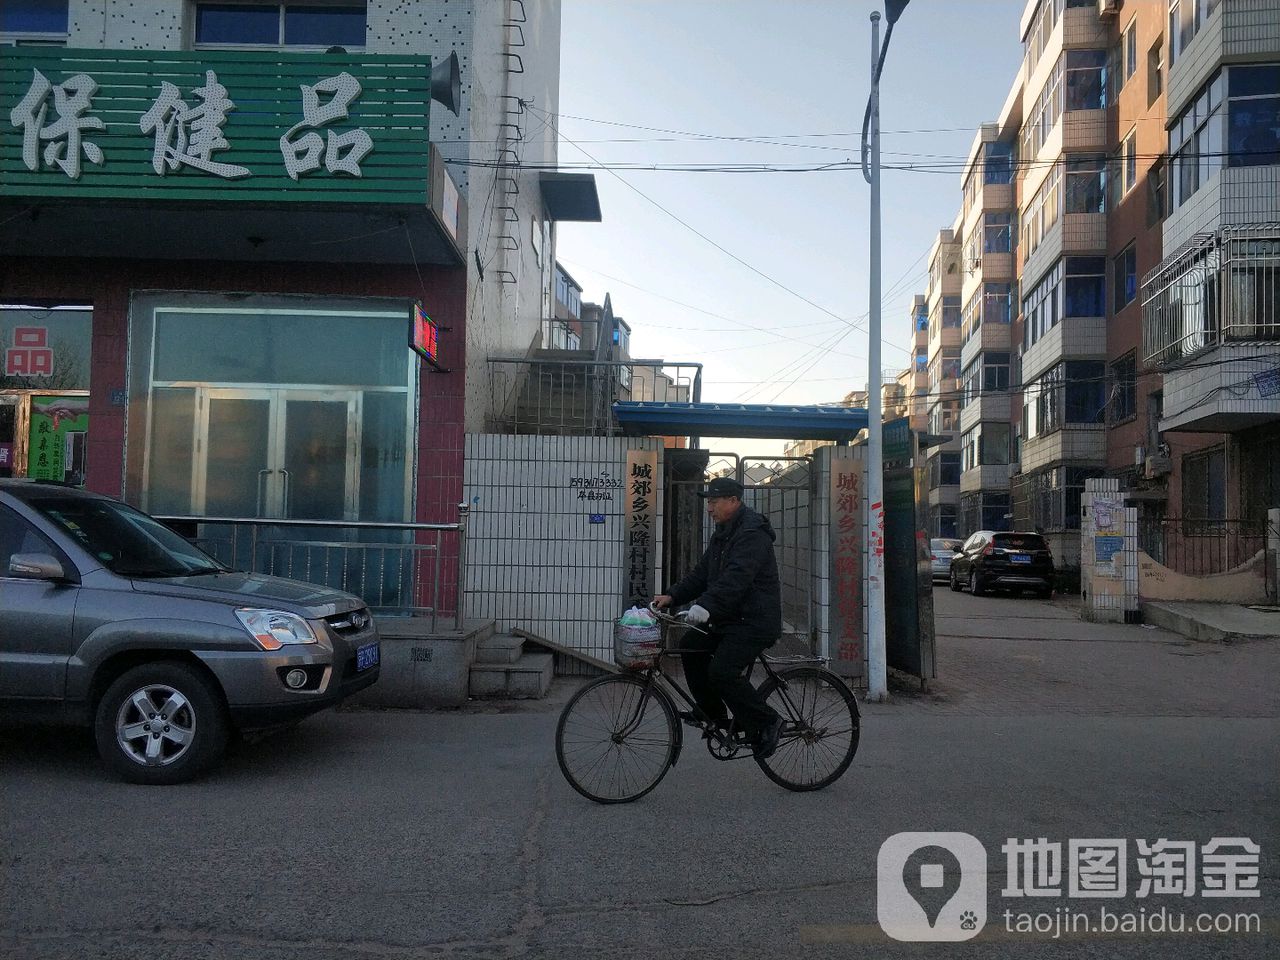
755, 667, 860, 791
555, 673, 678, 804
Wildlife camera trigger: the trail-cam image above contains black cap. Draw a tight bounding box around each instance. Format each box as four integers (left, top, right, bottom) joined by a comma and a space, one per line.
698, 477, 744, 499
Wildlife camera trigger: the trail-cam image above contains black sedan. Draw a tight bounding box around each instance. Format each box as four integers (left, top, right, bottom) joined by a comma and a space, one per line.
949, 530, 1054, 598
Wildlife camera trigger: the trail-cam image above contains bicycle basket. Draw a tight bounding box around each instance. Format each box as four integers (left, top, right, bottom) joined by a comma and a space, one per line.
614, 619, 662, 670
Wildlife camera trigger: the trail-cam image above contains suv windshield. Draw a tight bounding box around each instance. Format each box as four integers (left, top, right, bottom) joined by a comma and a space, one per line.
30, 496, 225, 578
992, 533, 1048, 552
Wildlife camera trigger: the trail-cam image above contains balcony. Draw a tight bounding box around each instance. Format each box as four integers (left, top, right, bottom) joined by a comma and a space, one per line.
1143, 226, 1280, 369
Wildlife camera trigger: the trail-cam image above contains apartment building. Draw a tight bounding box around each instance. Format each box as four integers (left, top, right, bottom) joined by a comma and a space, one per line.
903, 0, 1278, 571
1140, 0, 1280, 529
923, 228, 963, 537
958, 114, 1021, 539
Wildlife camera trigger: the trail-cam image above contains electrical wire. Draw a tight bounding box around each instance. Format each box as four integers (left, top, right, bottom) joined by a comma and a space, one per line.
527, 103, 879, 342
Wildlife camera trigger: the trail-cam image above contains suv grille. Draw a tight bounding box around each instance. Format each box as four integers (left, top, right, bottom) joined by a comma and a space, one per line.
325, 608, 371, 635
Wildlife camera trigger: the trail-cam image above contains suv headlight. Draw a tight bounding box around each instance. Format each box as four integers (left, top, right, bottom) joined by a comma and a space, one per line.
235, 609, 318, 651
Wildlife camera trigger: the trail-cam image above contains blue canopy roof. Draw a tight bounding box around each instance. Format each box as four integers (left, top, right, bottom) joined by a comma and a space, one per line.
613, 401, 870, 441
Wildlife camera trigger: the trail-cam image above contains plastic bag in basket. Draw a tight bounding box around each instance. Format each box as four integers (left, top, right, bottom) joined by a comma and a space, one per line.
614, 607, 661, 669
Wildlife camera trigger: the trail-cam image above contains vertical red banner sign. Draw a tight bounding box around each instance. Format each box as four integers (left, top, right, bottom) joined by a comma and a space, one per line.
624, 449, 658, 607
828, 457, 865, 679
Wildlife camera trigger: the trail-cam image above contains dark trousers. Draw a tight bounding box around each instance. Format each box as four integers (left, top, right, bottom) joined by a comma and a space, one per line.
681, 629, 779, 739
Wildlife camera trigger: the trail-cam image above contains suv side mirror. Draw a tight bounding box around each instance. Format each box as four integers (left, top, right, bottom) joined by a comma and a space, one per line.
8, 553, 66, 581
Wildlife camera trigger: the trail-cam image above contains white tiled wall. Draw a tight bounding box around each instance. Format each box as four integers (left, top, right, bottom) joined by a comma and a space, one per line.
959, 464, 1013, 495
462, 434, 663, 667
1162, 343, 1280, 430
1021, 426, 1106, 475
1022, 316, 1108, 384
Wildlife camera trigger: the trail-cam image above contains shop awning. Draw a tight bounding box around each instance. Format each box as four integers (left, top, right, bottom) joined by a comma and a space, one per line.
613, 401, 869, 441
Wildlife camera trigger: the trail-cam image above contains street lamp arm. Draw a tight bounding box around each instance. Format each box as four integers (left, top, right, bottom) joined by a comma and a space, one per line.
860, 18, 897, 185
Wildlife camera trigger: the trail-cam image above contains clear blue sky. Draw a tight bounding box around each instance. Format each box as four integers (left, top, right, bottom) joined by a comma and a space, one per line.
554, 0, 1029, 452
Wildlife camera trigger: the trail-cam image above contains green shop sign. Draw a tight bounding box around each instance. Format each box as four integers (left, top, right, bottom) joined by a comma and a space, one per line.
1, 47, 432, 205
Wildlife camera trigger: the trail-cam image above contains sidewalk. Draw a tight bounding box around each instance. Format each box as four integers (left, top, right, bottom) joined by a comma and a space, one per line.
912, 590, 1280, 718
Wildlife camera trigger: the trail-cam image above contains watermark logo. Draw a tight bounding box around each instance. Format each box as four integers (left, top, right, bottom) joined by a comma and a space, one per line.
877, 832, 987, 941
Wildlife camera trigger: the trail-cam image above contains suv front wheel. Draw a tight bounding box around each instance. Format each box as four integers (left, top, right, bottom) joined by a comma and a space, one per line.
94, 662, 229, 785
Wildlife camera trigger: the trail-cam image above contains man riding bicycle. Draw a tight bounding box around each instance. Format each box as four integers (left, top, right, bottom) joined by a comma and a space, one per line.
653, 476, 784, 759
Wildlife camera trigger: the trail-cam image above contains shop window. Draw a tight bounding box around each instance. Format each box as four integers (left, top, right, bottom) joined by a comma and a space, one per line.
195, 2, 367, 49
126, 293, 414, 523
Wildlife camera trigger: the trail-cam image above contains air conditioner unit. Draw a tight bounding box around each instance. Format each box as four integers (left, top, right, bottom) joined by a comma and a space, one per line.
1144, 454, 1173, 479
1098, 0, 1119, 16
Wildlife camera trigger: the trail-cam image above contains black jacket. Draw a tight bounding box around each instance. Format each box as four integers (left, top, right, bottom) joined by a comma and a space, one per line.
666, 504, 782, 643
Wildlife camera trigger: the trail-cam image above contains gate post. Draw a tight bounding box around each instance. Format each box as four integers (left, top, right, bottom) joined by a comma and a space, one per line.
1081, 478, 1139, 623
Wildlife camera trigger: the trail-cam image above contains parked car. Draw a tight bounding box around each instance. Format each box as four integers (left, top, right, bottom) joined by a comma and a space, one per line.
929, 538, 963, 582
949, 530, 1054, 598
0, 479, 380, 784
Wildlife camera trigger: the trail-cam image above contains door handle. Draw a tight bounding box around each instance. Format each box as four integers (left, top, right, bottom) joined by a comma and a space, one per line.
256, 469, 272, 517
279, 468, 291, 518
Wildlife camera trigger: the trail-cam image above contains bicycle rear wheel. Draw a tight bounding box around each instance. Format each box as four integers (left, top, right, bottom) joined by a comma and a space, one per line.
555, 673, 678, 804
755, 667, 860, 791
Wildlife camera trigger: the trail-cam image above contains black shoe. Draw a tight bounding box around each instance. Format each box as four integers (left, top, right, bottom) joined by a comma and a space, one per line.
753, 715, 784, 760
677, 709, 727, 729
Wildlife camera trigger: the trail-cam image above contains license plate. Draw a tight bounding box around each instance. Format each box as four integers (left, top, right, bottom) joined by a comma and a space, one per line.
356, 642, 380, 672
1011, 554, 1032, 564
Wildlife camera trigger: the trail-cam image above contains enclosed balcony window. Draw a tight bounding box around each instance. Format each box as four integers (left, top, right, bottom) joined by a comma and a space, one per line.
984, 213, 1014, 253
1064, 257, 1106, 318
942, 295, 962, 329
983, 142, 1014, 186
1064, 49, 1108, 112
1065, 157, 1106, 214
1227, 65, 1280, 168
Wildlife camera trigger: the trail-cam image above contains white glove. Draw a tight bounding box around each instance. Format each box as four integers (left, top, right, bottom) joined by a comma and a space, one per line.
684, 604, 710, 625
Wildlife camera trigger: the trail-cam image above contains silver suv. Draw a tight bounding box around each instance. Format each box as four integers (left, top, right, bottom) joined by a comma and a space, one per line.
0, 479, 380, 784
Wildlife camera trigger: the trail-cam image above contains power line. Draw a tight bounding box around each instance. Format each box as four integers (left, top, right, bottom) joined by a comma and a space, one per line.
527, 104, 881, 344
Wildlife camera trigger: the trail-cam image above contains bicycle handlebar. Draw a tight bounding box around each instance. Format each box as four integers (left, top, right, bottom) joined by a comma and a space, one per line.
647, 601, 709, 633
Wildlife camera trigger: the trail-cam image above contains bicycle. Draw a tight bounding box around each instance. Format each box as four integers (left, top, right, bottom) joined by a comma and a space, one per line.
554, 604, 861, 804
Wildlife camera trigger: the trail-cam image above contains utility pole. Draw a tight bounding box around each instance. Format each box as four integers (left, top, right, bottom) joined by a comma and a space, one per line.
865, 10, 887, 703
861, 1, 908, 703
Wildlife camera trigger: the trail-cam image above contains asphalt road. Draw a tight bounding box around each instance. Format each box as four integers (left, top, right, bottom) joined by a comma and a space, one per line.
2, 590, 1277, 960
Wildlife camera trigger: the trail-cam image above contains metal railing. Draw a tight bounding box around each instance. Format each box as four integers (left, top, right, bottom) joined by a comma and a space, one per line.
1142, 225, 1280, 368
155, 505, 470, 631
486, 356, 703, 436
1137, 517, 1266, 577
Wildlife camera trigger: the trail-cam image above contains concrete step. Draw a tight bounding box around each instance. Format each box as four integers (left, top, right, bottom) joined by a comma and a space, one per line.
1142, 601, 1280, 643
469, 652, 554, 699
474, 632, 525, 665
